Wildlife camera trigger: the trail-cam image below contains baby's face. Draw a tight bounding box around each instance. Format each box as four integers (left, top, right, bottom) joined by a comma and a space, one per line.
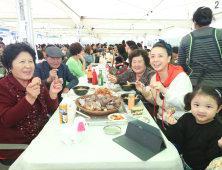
191, 95, 219, 124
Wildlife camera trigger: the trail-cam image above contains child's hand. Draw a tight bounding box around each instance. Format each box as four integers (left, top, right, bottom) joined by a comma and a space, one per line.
218, 137, 222, 148
165, 112, 177, 125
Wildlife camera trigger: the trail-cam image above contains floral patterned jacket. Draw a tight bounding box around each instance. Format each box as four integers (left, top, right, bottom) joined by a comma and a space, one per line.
116, 67, 155, 86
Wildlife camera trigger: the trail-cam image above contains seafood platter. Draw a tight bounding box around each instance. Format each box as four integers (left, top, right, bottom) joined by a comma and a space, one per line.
75, 94, 123, 115
75, 94, 127, 126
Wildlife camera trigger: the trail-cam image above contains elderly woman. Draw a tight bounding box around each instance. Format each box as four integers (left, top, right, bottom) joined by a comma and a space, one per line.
84, 45, 94, 68
66, 42, 86, 80
0, 43, 63, 164
136, 40, 192, 139
108, 49, 155, 88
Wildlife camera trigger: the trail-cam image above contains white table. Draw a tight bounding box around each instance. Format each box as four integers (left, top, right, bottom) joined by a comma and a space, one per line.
9, 77, 183, 170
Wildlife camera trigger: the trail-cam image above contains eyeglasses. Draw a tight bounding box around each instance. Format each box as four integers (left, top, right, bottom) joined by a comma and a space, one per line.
132, 60, 144, 64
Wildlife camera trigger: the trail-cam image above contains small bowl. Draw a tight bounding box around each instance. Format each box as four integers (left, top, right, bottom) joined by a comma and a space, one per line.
108, 113, 126, 121
120, 94, 142, 105
73, 86, 89, 96
120, 83, 133, 91
103, 125, 121, 135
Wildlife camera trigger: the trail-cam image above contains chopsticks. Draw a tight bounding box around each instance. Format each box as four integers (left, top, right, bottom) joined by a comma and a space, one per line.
68, 107, 91, 119
127, 81, 135, 84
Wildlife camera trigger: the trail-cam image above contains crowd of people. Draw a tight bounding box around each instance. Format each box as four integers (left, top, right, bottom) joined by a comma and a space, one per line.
0, 6, 222, 170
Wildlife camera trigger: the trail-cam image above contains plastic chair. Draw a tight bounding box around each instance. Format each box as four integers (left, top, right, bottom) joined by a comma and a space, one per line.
0, 144, 28, 170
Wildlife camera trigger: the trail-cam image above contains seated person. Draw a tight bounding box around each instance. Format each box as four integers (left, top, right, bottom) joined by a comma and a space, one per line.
165, 85, 222, 170
92, 44, 100, 63
0, 43, 62, 164
135, 39, 192, 139
126, 44, 139, 65
37, 50, 45, 63
33, 46, 78, 102
84, 45, 94, 68
66, 43, 86, 79
96, 43, 103, 52
63, 44, 70, 60
108, 49, 155, 88
114, 45, 128, 64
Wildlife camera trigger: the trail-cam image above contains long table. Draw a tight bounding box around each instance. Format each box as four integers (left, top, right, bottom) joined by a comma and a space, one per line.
9, 76, 183, 170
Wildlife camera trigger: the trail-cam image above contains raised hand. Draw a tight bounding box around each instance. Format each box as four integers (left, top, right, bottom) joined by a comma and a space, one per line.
26, 82, 41, 104
50, 78, 63, 94
48, 69, 58, 83
165, 112, 177, 125
31, 77, 41, 85
108, 74, 117, 83
135, 80, 144, 92
150, 81, 167, 95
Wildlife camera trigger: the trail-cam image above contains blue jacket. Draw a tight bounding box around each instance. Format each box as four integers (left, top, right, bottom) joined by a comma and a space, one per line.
33, 61, 79, 90
84, 53, 94, 68
96, 46, 103, 52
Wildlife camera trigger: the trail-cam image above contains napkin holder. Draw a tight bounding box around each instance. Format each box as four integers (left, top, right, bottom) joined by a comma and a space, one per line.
113, 119, 166, 161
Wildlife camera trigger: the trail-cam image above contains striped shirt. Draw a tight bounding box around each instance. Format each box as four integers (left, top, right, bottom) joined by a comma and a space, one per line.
178, 27, 222, 87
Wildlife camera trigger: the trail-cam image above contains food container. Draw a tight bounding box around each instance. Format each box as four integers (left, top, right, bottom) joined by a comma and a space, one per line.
103, 125, 121, 135
120, 83, 133, 91
108, 113, 126, 121
131, 106, 144, 117
73, 86, 90, 96
128, 94, 135, 110
121, 94, 142, 105
59, 103, 68, 123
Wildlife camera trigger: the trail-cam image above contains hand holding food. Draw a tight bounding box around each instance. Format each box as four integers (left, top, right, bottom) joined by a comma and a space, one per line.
108, 74, 117, 83
165, 106, 176, 115
31, 77, 41, 85
135, 80, 144, 92
26, 82, 41, 104
50, 78, 63, 94
149, 81, 167, 95
48, 69, 58, 83
165, 113, 177, 125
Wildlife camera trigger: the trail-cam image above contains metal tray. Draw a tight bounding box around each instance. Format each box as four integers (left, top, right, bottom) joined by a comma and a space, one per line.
75, 106, 128, 126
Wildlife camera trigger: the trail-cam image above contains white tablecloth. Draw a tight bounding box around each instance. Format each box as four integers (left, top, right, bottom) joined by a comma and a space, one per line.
9, 77, 183, 170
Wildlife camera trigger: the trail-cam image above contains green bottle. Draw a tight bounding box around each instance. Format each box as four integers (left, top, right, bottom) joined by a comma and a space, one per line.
98, 70, 103, 86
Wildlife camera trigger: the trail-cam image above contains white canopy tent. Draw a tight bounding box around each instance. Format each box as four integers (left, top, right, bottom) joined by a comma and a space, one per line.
0, 0, 222, 45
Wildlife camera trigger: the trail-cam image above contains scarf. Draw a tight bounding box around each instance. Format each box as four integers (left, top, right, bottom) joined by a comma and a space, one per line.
153, 64, 185, 129
156, 64, 185, 87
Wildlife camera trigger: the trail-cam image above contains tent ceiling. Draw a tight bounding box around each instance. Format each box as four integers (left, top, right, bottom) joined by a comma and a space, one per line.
0, 0, 221, 38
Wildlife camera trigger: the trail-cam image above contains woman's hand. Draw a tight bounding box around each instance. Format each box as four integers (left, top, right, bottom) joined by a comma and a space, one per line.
50, 78, 63, 94
49, 78, 63, 100
218, 137, 222, 148
79, 54, 85, 61
165, 113, 177, 125
135, 80, 144, 92
108, 74, 117, 83
31, 77, 41, 85
26, 82, 41, 105
150, 82, 167, 95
